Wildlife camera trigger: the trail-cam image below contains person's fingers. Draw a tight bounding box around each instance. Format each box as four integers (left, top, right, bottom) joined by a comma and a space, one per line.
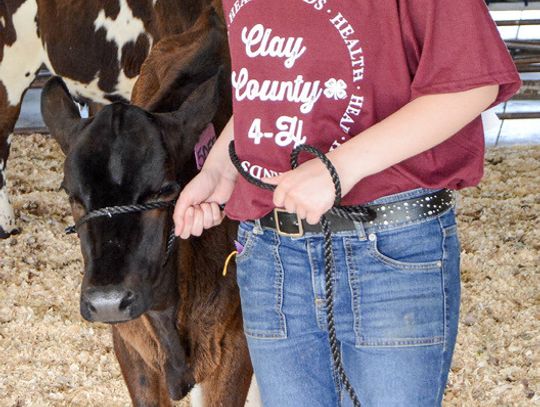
273, 183, 288, 208
179, 207, 194, 239
261, 173, 283, 185
191, 208, 204, 237
173, 200, 187, 236
296, 205, 307, 220
264, 173, 289, 208
306, 210, 322, 225
200, 203, 215, 229
282, 195, 296, 215
174, 188, 196, 236
210, 202, 224, 226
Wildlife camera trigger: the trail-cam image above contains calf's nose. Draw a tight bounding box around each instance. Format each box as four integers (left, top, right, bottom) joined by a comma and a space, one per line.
81, 287, 139, 323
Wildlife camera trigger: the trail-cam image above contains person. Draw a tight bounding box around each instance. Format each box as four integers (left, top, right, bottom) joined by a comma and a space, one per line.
173, 1, 521, 405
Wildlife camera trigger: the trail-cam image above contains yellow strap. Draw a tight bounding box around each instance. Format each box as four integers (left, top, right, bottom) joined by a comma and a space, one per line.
223, 251, 238, 277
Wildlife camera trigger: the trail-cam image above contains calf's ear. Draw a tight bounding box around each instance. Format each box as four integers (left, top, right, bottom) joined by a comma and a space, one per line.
156, 67, 222, 165
41, 77, 82, 154
131, 6, 226, 112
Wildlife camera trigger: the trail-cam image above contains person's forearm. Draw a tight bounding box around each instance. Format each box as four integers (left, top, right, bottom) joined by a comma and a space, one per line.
203, 115, 236, 178
327, 85, 500, 194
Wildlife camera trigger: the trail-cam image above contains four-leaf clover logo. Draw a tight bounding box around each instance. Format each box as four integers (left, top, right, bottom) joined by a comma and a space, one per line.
324, 78, 348, 100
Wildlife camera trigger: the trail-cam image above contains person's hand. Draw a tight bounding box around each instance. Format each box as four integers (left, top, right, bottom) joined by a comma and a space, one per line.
262, 158, 337, 225
173, 167, 237, 238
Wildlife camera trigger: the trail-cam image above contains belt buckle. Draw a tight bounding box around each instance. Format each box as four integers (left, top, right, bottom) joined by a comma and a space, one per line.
273, 208, 304, 238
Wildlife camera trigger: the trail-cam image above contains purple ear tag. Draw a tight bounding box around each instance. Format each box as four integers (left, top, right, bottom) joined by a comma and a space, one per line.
234, 240, 244, 255
194, 124, 217, 170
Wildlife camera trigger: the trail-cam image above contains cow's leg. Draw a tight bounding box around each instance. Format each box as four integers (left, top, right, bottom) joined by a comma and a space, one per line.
196, 330, 254, 407
112, 325, 173, 407
0, 99, 22, 238
190, 375, 260, 407
0, 0, 43, 237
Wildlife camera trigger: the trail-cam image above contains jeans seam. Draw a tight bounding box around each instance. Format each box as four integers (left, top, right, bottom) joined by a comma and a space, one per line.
333, 341, 343, 405
273, 232, 288, 338
435, 215, 449, 404
336, 341, 345, 407
356, 337, 444, 347
307, 238, 326, 330
345, 237, 362, 348
443, 224, 458, 238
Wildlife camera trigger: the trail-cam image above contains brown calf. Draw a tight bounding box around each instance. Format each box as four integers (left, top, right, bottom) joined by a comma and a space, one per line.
41, 6, 257, 407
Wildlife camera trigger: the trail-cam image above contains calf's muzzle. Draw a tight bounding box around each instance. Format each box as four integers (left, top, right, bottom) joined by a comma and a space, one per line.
81, 285, 144, 323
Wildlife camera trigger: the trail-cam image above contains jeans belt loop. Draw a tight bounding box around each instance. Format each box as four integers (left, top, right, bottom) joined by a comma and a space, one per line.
253, 219, 264, 235
353, 220, 367, 241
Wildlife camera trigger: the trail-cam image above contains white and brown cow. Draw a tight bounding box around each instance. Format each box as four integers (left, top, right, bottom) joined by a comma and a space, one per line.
0, 0, 219, 237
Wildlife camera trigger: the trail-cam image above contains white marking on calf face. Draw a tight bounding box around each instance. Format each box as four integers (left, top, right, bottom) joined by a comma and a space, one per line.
0, 0, 43, 105
108, 151, 124, 186
0, 171, 16, 234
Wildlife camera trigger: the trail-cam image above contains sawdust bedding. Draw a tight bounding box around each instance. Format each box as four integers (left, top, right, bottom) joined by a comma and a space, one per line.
0, 134, 538, 406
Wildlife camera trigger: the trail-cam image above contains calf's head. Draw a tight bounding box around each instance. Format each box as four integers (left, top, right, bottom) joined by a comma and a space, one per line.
41, 74, 221, 323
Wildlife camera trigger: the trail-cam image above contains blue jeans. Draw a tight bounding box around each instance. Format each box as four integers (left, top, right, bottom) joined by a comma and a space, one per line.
235, 188, 461, 407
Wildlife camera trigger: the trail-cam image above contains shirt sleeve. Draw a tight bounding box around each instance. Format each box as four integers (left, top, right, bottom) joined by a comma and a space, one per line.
399, 0, 521, 107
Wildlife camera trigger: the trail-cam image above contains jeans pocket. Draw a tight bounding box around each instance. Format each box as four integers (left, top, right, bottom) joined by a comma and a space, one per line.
345, 221, 447, 348
366, 219, 445, 271
235, 222, 256, 262
235, 228, 287, 339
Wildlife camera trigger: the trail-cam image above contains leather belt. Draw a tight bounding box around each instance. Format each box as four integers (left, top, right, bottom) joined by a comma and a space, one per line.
257, 189, 455, 237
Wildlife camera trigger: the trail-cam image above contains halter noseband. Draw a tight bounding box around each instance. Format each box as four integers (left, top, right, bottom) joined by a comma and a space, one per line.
65, 199, 178, 266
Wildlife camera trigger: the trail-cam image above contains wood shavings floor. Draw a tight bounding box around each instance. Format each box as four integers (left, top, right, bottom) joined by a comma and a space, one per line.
0, 135, 538, 406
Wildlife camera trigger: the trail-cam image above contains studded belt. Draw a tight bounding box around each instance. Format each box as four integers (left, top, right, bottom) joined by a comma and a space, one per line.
257, 189, 455, 237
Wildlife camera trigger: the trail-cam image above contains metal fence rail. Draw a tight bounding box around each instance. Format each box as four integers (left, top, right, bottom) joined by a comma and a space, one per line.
486, 1, 531, 7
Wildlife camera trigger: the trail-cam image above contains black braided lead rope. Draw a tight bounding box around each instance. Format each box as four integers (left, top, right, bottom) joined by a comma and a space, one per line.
65, 200, 177, 235
229, 141, 375, 406
65, 200, 178, 266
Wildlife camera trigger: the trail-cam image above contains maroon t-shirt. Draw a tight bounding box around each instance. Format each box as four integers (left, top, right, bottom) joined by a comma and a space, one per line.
221, 0, 521, 221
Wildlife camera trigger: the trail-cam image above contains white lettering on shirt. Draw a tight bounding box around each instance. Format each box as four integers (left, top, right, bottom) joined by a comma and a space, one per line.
229, 0, 254, 24
241, 24, 307, 69
241, 160, 281, 180
340, 94, 364, 133
302, 0, 327, 11
329, 13, 365, 82
231, 68, 323, 114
